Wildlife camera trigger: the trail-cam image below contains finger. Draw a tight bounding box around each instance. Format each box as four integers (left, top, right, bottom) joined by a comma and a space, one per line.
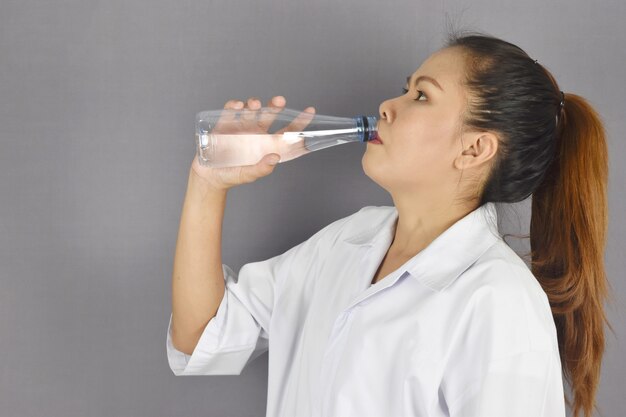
257, 95, 286, 132
213, 100, 244, 132
241, 97, 261, 124
248, 97, 262, 110
275, 106, 316, 135
224, 99, 244, 110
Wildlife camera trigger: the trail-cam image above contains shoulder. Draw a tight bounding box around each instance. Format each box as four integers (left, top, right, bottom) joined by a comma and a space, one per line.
470, 240, 547, 305
455, 239, 559, 353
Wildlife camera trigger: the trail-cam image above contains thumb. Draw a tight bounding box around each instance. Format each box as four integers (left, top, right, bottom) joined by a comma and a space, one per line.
240, 153, 281, 184
264, 153, 281, 166
247, 153, 280, 180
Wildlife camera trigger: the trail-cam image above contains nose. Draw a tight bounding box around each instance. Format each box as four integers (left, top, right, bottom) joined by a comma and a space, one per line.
379, 100, 392, 123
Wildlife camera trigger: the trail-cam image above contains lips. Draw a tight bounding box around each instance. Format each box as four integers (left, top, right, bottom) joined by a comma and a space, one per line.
372, 131, 383, 143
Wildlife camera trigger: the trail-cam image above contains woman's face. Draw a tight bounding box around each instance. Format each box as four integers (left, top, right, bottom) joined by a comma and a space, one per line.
363, 47, 474, 197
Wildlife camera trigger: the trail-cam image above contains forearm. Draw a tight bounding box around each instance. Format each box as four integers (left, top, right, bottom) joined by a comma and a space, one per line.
170, 169, 228, 355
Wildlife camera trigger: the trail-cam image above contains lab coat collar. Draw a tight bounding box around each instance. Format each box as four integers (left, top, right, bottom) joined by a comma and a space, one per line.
343, 202, 502, 292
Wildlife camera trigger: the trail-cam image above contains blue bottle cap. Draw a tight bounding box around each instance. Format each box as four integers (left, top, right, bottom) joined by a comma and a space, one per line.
354, 116, 378, 142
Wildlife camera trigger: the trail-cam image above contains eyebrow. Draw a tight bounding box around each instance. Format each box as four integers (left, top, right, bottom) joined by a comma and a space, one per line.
406, 74, 444, 92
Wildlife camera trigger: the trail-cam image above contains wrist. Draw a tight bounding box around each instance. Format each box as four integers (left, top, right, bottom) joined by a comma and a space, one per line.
187, 169, 229, 199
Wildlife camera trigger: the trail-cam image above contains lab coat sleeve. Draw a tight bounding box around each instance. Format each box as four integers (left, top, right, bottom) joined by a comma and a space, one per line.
166, 262, 272, 376
166, 212, 358, 376
446, 349, 566, 417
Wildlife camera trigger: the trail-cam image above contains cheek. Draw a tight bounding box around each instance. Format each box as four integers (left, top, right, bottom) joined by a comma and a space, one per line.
389, 127, 458, 176
399, 123, 452, 160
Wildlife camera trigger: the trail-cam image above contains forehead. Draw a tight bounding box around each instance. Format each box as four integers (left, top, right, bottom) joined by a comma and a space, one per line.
410, 48, 465, 92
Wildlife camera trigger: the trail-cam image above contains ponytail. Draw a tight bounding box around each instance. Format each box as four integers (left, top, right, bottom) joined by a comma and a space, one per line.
443, 31, 614, 416
530, 92, 614, 417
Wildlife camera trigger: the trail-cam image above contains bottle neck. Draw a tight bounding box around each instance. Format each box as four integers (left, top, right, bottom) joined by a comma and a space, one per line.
354, 116, 378, 142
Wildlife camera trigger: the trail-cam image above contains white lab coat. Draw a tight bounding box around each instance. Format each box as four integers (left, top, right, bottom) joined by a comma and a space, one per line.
167, 202, 566, 417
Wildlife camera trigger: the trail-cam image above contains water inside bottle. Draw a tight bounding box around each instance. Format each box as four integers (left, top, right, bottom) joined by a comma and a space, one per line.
197, 132, 312, 168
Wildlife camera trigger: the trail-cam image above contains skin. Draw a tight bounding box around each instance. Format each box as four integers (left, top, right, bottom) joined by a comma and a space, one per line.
362, 46, 500, 259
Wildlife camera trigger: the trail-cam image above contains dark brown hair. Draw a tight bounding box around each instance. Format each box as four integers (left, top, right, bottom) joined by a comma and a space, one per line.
444, 29, 613, 417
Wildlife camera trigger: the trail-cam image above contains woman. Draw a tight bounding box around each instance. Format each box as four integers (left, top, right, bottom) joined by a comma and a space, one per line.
167, 31, 610, 417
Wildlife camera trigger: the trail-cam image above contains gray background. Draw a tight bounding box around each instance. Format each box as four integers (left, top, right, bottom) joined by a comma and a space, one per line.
1, 0, 624, 416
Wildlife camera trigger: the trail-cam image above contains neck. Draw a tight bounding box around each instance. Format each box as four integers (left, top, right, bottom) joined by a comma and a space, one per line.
388, 196, 477, 258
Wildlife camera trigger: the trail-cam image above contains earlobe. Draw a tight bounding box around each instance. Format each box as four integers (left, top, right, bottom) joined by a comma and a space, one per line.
453, 153, 471, 170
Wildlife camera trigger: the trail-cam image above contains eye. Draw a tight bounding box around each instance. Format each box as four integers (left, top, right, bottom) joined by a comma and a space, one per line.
402, 87, 427, 101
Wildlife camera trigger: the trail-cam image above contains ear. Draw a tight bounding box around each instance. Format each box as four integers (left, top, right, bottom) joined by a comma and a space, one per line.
453, 132, 499, 170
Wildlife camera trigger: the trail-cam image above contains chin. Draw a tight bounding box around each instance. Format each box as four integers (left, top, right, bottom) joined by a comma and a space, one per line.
361, 156, 388, 189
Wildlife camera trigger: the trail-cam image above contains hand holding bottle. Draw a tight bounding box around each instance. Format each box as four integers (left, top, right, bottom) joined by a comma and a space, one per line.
190, 96, 316, 190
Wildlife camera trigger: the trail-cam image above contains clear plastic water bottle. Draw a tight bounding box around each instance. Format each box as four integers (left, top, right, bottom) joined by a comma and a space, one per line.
195, 107, 378, 168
